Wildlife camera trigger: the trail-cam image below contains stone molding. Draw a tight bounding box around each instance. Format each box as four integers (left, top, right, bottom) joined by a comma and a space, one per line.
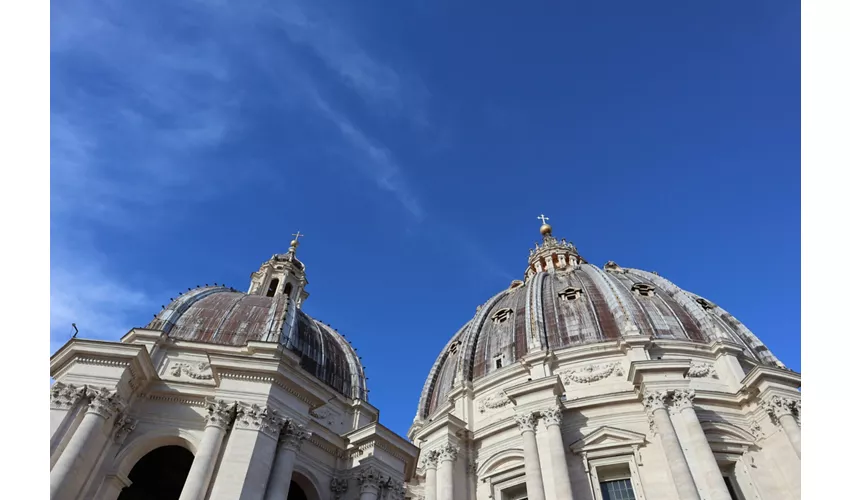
280, 423, 312, 451
421, 449, 440, 470
87, 387, 126, 420
761, 395, 800, 421
235, 403, 285, 438
437, 443, 459, 463
559, 362, 624, 385
749, 421, 765, 441
113, 414, 137, 444
50, 382, 88, 410
478, 390, 511, 413
540, 406, 563, 427
514, 412, 538, 433
687, 362, 718, 379
204, 399, 235, 429
330, 477, 348, 500
669, 389, 695, 413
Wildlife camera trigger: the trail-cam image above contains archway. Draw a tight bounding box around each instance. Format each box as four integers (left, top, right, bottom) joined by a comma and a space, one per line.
289, 470, 322, 500
117, 445, 194, 500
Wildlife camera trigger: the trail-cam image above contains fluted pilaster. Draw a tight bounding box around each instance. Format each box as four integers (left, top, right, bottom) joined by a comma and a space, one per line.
762, 395, 801, 458
642, 390, 699, 500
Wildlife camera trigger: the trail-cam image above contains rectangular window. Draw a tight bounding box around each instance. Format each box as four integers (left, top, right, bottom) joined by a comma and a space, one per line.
599, 479, 637, 500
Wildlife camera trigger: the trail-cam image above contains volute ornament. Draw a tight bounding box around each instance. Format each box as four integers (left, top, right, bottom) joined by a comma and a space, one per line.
421, 449, 440, 469
235, 403, 285, 438
514, 412, 537, 433
280, 422, 312, 451
642, 390, 669, 412
87, 387, 125, 420
540, 406, 563, 427
437, 443, 459, 462
670, 389, 695, 413
205, 399, 235, 428
357, 467, 382, 492
50, 382, 88, 410
761, 395, 799, 421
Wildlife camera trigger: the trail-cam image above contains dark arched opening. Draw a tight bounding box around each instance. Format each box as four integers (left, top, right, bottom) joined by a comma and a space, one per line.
117, 445, 194, 500
287, 481, 308, 500
283, 282, 293, 295
267, 278, 280, 297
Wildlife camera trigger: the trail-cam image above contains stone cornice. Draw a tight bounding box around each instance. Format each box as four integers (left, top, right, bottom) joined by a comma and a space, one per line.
410, 412, 468, 443
503, 374, 564, 405
627, 359, 691, 389
344, 421, 420, 480
740, 365, 801, 393
50, 340, 158, 391
561, 390, 639, 410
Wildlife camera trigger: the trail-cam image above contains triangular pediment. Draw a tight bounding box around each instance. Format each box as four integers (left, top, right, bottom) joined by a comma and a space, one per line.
570, 426, 646, 454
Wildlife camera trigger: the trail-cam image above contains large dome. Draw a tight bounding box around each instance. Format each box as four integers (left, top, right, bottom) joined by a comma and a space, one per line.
146, 246, 367, 401
416, 222, 785, 419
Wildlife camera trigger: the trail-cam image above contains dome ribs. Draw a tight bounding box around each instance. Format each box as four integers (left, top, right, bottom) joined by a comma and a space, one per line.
574, 268, 620, 341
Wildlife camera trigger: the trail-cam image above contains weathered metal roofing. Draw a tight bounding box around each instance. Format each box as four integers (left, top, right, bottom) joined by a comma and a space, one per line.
146, 286, 366, 400
416, 260, 786, 419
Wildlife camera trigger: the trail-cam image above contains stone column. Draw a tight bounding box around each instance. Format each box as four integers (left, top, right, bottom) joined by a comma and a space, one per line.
515, 412, 546, 500
50, 382, 88, 455
264, 422, 312, 500
642, 391, 700, 500
50, 387, 124, 500
670, 389, 732, 500
357, 467, 382, 500
540, 407, 574, 500
179, 400, 234, 500
436, 444, 457, 500
422, 450, 439, 500
762, 395, 801, 458
208, 403, 285, 500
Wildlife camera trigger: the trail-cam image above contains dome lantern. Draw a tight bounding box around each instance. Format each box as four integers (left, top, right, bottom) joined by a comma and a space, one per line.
525, 215, 584, 280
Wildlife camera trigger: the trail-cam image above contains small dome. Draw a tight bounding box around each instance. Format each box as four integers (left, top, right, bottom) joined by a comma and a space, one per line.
147, 270, 366, 401
416, 223, 785, 419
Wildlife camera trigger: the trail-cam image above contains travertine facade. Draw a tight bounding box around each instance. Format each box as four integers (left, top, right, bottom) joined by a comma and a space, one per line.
49, 221, 801, 500
50, 237, 418, 500
406, 219, 801, 500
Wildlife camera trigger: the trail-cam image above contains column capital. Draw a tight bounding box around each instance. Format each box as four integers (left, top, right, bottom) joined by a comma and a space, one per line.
235, 403, 286, 438
514, 411, 538, 432
540, 406, 563, 427
113, 413, 138, 444
280, 422, 312, 451
87, 387, 125, 420
204, 399, 235, 429
437, 443, 459, 463
330, 477, 349, 500
357, 466, 382, 494
421, 449, 440, 470
641, 390, 670, 412
761, 395, 800, 420
50, 382, 88, 410
669, 389, 695, 413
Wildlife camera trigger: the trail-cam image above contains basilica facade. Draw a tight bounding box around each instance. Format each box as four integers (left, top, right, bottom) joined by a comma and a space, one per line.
49, 222, 801, 500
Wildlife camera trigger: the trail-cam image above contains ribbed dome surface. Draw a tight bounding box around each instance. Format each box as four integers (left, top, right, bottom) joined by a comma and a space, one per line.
147, 286, 367, 400
417, 255, 784, 419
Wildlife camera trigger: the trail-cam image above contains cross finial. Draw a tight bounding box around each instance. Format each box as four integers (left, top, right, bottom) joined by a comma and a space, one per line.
537, 214, 549, 225
292, 231, 303, 243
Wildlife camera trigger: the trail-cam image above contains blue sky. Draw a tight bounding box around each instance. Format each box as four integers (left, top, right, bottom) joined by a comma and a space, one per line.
51, 0, 800, 437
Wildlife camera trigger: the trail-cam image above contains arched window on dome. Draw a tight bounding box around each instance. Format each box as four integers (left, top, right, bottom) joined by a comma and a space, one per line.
283, 282, 293, 296
266, 278, 279, 297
